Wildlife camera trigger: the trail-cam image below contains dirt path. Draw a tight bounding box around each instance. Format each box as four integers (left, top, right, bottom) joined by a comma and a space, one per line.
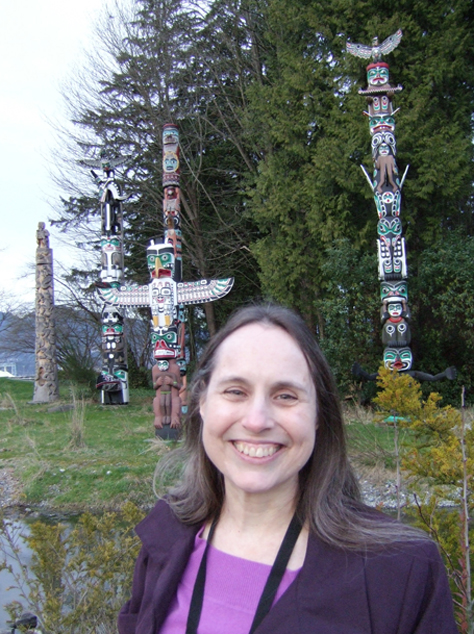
0, 467, 23, 508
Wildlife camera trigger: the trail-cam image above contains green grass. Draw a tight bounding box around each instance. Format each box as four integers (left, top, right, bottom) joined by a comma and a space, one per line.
0, 378, 172, 511
0, 377, 404, 513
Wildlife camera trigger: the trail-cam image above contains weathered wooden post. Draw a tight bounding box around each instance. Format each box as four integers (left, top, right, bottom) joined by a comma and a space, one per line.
32, 222, 60, 403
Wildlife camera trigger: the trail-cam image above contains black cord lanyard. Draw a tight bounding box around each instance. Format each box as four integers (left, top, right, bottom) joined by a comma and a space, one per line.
185, 512, 303, 634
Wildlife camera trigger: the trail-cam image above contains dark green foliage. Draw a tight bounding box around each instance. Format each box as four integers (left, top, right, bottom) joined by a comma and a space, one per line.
314, 240, 381, 395
411, 231, 474, 404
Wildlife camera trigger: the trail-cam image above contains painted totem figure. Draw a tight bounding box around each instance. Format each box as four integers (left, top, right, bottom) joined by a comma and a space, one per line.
97, 124, 234, 433
32, 222, 59, 403
82, 155, 129, 404
348, 32, 456, 382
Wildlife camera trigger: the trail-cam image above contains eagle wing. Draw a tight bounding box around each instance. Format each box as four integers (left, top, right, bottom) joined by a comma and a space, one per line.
177, 278, 234, 305
97, 283, 150, 306
346, 41, 373, 59
379, 29, 403, 56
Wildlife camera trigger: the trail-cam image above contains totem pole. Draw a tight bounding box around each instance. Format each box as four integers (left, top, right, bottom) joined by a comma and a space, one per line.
82, 156, 129, 404
32, 222, 60, 403
97, 124, 234, 434
348, 31, 455, 382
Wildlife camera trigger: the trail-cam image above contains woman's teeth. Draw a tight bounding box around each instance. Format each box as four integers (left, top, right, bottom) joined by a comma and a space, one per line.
233, 442, 280, 458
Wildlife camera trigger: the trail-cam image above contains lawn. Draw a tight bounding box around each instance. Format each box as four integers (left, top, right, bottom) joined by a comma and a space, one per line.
0, 378, 400, 512
0, 378, 170, 511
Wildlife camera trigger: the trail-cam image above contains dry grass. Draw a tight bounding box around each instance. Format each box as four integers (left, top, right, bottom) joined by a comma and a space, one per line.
68, 388, 86, 450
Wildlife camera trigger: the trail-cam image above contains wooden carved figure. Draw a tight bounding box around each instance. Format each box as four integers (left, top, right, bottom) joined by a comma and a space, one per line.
81, 154, 129, 404
33, 223, 59, 403
152, 359, 182, 428
95, 124, 234, 434
348, 31, 456, 383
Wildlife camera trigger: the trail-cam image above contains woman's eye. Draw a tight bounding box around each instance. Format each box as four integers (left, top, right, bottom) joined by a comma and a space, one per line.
276, 393, 297, 402
224, 388, 245, 397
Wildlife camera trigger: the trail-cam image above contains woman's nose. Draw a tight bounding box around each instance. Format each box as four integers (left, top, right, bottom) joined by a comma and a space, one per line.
242, 396, 274, 432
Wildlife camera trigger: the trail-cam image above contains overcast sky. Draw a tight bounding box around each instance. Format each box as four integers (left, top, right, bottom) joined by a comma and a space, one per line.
0, 0, 113, 304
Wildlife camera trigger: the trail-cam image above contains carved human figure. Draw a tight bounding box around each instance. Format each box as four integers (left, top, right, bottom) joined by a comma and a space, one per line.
375, 146, 398, 193
152, 359, 182, 429
381, 299, 411, 347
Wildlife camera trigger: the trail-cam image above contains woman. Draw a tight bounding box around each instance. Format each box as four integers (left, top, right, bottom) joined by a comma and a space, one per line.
119, 304, 457, 634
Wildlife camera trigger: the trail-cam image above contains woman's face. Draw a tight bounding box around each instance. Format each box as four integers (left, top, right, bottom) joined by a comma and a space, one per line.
200, 323, 317, 503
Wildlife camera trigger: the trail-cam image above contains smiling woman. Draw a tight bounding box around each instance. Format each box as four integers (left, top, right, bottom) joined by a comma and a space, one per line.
119, 304, 458, 634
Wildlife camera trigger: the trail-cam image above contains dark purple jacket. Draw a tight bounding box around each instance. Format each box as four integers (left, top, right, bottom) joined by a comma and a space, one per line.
118, 500, 458, 634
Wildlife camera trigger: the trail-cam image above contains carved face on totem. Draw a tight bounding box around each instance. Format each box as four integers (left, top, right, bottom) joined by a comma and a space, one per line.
383, 347, 413, 371
367, 62, 390, 87
147, 244, 175, 278
102, 322, 124, 337
157, 360, 170, 371
372, 131, 396, 158
163, 152, 179, 174
380, 281, 408, 302
151, 326, 180, 359
369, 115, 395, 135
163, 125, 179, 150
388, 302, 403, 318
176, 358, 187, 375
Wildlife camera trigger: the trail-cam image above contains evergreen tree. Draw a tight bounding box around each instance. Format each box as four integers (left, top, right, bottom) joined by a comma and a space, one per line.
245, 0, 474, 391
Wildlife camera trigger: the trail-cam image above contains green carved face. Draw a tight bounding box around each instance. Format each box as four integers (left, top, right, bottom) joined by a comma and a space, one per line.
380, 282, 408, 302
367, 65, 389, 86
147, 251, 175, 272
369, 116, 395, 135
101, 238, 120, 248
102, 323, 123, 335
383, 347, 412, 371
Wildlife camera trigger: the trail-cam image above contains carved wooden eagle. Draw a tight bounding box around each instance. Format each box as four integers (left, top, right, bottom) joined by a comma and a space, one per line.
346, 29, 403, 62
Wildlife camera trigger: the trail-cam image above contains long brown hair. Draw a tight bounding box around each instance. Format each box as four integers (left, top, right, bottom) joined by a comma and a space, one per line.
156, 303, 427, 549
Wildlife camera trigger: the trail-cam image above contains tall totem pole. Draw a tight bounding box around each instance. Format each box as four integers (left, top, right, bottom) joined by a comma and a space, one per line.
83, 156, 129, 404
96, 124, 234, 433
32, 222, 60, 403
348, 31, 456, 382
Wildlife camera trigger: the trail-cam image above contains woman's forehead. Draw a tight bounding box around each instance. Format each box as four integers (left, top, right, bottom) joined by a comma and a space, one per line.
210, 323, 312, 380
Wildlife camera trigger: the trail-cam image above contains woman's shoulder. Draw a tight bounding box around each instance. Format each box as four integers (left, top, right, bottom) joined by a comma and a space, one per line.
135, 498, 200, 559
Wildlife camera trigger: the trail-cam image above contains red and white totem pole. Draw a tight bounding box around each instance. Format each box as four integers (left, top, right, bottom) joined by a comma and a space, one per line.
348, 31, 456, 382
97, 125, 234, 434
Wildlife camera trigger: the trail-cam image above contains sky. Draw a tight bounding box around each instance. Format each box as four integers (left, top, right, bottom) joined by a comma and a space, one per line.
0, 0, 113, 305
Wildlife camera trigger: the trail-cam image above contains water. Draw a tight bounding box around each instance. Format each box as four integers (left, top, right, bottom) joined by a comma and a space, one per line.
0, 516, 33, 630
0, 512, 77, 631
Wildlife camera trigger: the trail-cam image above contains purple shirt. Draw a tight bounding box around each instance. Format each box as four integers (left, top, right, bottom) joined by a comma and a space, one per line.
159, 529, 300, 634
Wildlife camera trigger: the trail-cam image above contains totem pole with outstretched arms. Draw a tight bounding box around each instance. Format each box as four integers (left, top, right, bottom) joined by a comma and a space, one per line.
82, 155, 129, 404
96, 125, 234, 432
347, 31, 455, 382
